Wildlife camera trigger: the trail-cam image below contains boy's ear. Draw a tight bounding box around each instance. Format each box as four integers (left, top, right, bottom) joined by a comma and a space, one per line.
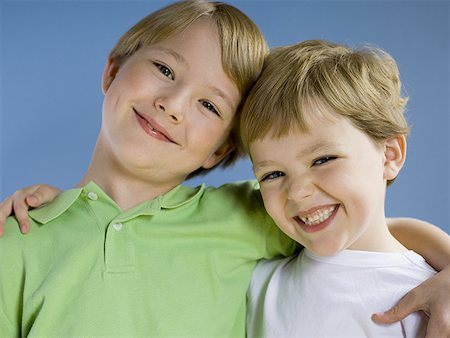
202, 140, 235, 170
383, 135, 407, 181
102, 57, 120, 94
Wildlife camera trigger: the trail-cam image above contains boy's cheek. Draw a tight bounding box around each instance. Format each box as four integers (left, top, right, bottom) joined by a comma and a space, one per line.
261, 193, 283, 224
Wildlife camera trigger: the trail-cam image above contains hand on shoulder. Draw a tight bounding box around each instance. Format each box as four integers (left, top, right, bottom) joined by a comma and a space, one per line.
0, 184, 62, 236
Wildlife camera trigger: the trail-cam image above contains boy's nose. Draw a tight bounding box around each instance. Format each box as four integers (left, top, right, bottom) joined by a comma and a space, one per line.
155, 96, 184, 124
287, 176, 314, 202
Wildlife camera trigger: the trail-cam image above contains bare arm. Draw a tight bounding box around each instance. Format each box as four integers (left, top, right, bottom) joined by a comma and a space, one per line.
388, 217, 450, 270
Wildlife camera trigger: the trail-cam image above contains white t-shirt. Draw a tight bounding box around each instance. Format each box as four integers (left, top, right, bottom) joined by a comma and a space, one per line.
247, 249, 436, 338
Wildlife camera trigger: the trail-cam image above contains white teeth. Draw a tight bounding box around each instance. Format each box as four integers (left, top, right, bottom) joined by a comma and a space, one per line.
146, 122, 159, 135
299, 206, 336, 226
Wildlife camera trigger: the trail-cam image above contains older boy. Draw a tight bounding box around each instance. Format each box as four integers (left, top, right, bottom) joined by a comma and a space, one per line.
240, 40, 441, 337
0, 1, 294, 336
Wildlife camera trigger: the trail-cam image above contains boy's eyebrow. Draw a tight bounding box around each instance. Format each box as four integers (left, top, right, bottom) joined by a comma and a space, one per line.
210, 86, 235, 112
296, 142, 336, 159
252, 160, 277, 173
160, 48, 187, 64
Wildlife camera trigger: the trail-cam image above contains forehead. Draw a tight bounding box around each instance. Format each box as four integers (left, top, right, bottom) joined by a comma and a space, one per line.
250, 114, 359, 157
254, 102, 341, 144
147, 18, 221, 63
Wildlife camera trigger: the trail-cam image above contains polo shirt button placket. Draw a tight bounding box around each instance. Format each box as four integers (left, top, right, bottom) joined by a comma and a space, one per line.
105, 220, 135, 273
112, 222, 123, 231
87, 192, 98, 201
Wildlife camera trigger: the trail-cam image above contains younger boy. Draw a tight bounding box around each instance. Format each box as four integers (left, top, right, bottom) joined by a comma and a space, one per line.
241, 40, 437, 337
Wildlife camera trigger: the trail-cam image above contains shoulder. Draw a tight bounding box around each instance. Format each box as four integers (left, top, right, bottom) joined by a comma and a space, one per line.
201, 180, 264, 209
250, 255, 299, 292
201, 180, 297, 257
254, 256, 294, 276
396, 251, 437, 282
203, 179, 261, 197
2, 216, 22, 239
247, 255, 300, 335
200, 180, 273, 228
0, 216, 32, 273
0, 188, 88, 250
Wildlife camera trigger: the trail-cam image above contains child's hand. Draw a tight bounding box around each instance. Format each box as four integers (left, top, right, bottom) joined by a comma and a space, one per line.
0, 184, 62, 236
372, 265, 450, 338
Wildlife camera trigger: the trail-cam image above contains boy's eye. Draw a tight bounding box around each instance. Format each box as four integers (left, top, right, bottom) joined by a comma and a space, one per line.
312, 156, 337, 166
200, 100, 220, 116
260, 171, 285, 182
154, 62, 174, 79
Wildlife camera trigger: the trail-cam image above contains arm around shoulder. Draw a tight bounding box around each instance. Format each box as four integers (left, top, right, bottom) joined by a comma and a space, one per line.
387, 217, 450, 271
0, 184, 62, 236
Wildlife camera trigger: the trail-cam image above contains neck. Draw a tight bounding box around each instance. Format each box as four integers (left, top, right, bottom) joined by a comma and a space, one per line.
77, 140, 183, 210
349, 212, 408, 253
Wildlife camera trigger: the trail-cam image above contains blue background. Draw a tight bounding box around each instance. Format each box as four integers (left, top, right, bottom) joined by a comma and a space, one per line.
1, 1, 449, 233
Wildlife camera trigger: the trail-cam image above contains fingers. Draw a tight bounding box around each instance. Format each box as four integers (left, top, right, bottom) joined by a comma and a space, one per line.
0, 196, 14, 237
0, 184, 61, 236
24, 184, 61, 208
372, 287, 422, 324
373, 267, 450, 337
39, 185, 62, 203
12, 188, 36, 234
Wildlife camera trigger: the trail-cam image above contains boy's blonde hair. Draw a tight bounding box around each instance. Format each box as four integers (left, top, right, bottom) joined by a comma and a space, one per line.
240, 40, 410, 154
110, 0, 269, 177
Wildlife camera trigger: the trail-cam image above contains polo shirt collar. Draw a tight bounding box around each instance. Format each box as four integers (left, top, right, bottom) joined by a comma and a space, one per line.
28, 181, 206, 224
117, 183, 205, 222
160, 183, 205, 209
28, 187, 83, 224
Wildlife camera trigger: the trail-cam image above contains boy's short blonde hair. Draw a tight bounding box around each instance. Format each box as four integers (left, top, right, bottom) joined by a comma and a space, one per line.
110, 0, 269, 177
240, 40, 410, 153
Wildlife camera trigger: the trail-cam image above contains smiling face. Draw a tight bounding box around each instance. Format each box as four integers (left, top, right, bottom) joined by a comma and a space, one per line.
98, 18, 241, 188
250, 109, 405, 256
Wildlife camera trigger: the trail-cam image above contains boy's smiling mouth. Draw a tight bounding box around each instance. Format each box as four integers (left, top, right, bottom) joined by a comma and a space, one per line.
133, 108, 178, 144
293, 205, 338, 233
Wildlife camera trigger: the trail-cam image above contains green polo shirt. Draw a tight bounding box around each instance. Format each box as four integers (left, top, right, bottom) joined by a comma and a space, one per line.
0, 180, 296, 337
